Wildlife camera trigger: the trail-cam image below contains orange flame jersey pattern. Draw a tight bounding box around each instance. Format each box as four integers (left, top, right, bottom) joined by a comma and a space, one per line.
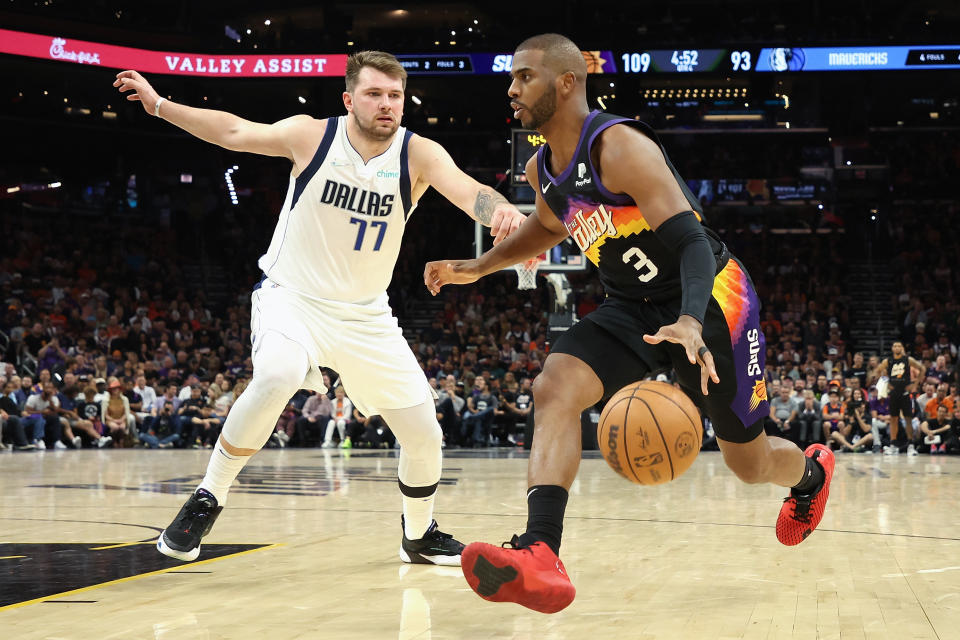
561, 202, 703, 266
710, 259, 753, 344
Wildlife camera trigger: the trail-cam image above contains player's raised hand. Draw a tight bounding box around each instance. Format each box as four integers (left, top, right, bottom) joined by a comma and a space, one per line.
643, 315, 720, 395
424, 259, 482, 296
113, 70, 162, 115
489, 204, 525, 245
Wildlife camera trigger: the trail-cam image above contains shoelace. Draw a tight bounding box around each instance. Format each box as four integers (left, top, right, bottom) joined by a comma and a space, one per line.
424, 528, 454, 543
785, 492, 814, 524
177, 497, 216, 530
501, 535, 532, 551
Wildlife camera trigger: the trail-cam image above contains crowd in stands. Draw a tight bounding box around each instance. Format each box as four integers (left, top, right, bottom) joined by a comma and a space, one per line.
2, 126, 957, 456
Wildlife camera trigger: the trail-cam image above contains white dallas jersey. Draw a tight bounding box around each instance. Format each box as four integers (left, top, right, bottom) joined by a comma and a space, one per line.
258, 115, 416, 304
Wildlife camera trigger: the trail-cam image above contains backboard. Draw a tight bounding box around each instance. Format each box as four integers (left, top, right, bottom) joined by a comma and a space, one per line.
473, 206, 586, 273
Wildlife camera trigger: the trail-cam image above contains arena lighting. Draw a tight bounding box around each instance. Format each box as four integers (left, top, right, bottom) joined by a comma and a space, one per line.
6, 186, 20, 193
48, 182, 61, 188
702, 113, 763, 121
298, 95, 306, 104
225, 167, 238, 205
264, 19, 271, 26
596, 96, 607, 110
411, 95, 421, 105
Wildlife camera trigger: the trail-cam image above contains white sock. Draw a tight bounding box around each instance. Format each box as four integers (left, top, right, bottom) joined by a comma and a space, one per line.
198, 441, 249, 506
403, 493, 436, 539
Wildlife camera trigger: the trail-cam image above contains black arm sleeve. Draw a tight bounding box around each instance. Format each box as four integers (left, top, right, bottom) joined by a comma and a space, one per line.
653, 210, 716, 325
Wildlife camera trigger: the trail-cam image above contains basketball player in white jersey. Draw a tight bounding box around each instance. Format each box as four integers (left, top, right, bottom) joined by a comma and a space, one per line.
114, 51, 524, 566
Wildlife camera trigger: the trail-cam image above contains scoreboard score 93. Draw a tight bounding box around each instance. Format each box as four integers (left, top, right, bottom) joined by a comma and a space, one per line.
619, 49, 758, 73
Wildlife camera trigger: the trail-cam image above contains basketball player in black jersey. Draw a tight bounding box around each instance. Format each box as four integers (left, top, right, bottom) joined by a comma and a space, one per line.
424, 34, 836, 614
875, 341, 923, 453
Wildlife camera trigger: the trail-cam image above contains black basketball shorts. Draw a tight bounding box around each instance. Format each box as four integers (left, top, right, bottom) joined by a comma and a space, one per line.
551, 258, 767, 444
887, 389, 913, 419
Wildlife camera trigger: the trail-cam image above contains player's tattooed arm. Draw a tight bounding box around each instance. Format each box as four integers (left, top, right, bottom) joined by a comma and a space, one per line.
473, 188, 510, 226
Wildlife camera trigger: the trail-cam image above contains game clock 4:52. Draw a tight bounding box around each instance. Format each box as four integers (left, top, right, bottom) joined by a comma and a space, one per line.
619, 49, 759, 73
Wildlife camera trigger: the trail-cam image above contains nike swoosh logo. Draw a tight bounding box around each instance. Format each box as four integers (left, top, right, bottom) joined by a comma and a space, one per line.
541, 182, 551, 194
527, 487, 538, 498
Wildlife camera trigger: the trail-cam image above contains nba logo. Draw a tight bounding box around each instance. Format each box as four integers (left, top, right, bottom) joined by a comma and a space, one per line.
577, 163, 587, 179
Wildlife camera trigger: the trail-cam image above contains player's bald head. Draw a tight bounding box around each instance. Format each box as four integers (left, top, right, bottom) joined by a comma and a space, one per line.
515, 33, 587, 82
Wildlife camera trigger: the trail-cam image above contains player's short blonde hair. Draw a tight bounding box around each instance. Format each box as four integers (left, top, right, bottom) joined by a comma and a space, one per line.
345, 51, 407, 92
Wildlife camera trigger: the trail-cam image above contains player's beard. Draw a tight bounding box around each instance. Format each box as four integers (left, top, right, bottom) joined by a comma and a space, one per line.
353, 111, 399, 142
523, 84, 557, 130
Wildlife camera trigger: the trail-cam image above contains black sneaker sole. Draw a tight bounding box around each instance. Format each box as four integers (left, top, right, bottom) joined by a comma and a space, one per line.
473, 554, 519, 597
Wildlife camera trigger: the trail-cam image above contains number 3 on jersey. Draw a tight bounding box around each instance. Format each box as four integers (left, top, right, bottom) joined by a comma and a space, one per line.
350, 217, 387, 251
622, 247, 659, 282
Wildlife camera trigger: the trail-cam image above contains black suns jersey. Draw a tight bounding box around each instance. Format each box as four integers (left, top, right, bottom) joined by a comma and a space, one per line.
536, 110, 726, 302
888, 355, 911, 391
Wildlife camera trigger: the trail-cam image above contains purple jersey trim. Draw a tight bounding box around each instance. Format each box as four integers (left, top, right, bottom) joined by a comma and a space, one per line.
587, 117, 635, 205
541, 110, 602, 185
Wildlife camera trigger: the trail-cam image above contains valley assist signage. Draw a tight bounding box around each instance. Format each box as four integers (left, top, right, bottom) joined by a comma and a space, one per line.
0, 28, 347, 77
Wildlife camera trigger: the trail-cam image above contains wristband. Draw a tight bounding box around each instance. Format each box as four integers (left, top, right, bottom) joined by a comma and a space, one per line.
154, 96, 166, 117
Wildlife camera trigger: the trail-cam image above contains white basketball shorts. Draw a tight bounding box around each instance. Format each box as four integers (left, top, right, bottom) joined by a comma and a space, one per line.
250, 276, 431, 416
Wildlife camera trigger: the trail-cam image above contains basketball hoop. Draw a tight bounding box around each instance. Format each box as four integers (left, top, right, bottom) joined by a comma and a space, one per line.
513, 256, 543, 290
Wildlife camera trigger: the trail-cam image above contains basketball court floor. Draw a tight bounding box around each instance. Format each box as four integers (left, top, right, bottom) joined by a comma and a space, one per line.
2, 447, 957, 639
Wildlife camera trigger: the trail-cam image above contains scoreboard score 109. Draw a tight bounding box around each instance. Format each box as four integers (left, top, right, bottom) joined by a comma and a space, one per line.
619, 49, 758, 73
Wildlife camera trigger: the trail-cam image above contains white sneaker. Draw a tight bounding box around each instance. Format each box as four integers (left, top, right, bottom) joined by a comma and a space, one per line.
97, 436, 113, 448
907, 443, 918, 456
72, 436, 82, 449
54, 440, 67, 450
270, 432, 285, 448
35, 439, 46, 450
321, 441, 334, 448
277, 431, 290, 444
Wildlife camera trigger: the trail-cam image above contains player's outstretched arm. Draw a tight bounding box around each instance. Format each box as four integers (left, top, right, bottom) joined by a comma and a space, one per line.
423, 155, 568, 295
113, 70, 309, 160
409, 136, 525, 244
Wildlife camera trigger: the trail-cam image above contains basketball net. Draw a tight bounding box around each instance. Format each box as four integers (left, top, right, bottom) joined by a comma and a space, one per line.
513, 256, 543, 290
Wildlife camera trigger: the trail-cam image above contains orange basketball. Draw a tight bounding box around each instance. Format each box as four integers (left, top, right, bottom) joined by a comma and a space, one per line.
597, 380, 702, 485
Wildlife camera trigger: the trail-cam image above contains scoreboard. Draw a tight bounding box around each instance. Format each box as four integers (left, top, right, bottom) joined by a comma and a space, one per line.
3, 28, 960, 77
617, 46, 960, 73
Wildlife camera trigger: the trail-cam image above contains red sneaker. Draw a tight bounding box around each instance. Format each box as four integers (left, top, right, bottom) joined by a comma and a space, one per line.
776, 443, 835, 546
461, 536, 576, 614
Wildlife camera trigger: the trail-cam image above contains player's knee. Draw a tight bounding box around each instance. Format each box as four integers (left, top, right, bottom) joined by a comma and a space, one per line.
727, 457, 769, 484
532, 369, 593, 413
400, 422, 442, 455
249, 366, 301, 404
